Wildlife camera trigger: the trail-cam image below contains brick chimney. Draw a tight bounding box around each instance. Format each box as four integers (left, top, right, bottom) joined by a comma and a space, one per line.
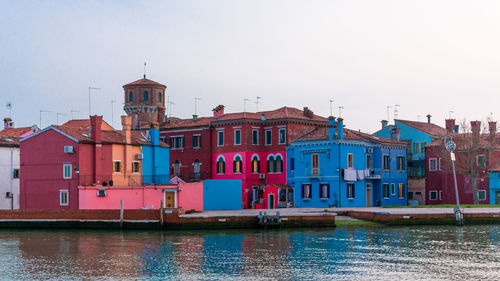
426, 114, 432, 124
471, 120, 481, 146
121, 115, 132, 144
3, 118, 13, 129
489, 121, 497, 144
337, 117, 344, 139
90, 115, 102, 143
328, 116, 337, 140
303, 107, 314, 118
381, 120, 388, 129
390, 126, 400, 141
212, 105, 225, 118
445, 119, 456, 133
192, 114, 198, 122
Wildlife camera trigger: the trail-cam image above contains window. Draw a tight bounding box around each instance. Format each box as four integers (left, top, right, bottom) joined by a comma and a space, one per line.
267, 155, 275, 173
398, 184, 404, 198
408, 192, 414, 200
366, 155, 372, 169
312, 154, 319, 176
129, 91, 133, 102
63, 163, 72, 179
478, 190, 487, 201
169, 136, 185, 149
143, 91, 149, 101
347, 183, 355, 199
12, 169, 19, 179
158, 92, 162, 102
429, 158, 437, 171
234, 129, 241, 145
347, 153, 353, 169
160, 136, 167, 143
383, 155, 390, 170
216, 156, 225, 174
233, 155, 242, 174
439, 158, 442, 170
439, 191, 442, 200
217, 131, 224, 146
477, 155, 486, 169
420, 142, 427, 153
132, 161, 140, 173
383, 184, 390, 199
429, 191, 438, 200
252, 130, 259, 145
60, 190, 69, 206
320, 184, 330, 199
251, 155, 260, 173
290, 158, 295, 171
193, 159, 201, 174
302, 184, 311, 199
192, 135, 201, 148
275, 155, 283, 173
391, 183, 395, 195
173, 160, 181, 176
412, 142, 419, 154
265, 130, 272, 145
397, 156, 405, 171
113, 161, 121, 173
279, 128, 286, 144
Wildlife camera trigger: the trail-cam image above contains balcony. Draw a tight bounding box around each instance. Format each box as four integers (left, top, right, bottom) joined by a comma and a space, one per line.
365, 169, 382, 180
305, 167, 323, 178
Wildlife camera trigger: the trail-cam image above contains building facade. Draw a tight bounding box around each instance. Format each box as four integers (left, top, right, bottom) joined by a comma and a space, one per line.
287, 117, 408, 208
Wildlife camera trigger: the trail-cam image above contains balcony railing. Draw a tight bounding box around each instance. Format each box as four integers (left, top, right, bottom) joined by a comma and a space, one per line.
365, 169, 382, 179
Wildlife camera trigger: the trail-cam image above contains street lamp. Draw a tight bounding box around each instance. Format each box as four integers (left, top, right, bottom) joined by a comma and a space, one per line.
444, 135, 463, 225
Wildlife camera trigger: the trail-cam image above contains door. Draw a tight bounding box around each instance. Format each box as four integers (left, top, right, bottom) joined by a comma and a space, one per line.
164, 191, 175, 208
495, 191, 500, 205
268, 194, 275, 209
366, 184, 372, 207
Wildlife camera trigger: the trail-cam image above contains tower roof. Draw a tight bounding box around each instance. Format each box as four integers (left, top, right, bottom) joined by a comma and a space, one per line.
123, 78, 166, 88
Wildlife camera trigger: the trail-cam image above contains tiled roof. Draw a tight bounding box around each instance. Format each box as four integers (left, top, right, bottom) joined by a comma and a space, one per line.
62, 119, 114, 131
0, 137, 20, 147
490, 162, 500, 172
160, 106, 327, 129
292, 127, 406, 145
395, 119, 447, 137
0, 127, 36, 138
427, 132, 500, 149
123, 78, 166, 87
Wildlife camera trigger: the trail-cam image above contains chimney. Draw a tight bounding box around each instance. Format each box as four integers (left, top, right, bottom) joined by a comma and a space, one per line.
337, 117, 344, 139
303, 107, 314, 118
381, 120, 388, 129
445, 119, 456, 133
212, 105, 225, 118
471, 120, 481, 146
426, 114, 432, 124
121, 115, 132, 144
390, 126, 400, 141
192, 114, 198, 122
489, 121, 497, 143
454, 125, 459, 133
328, 116, 337, 140
3, 118, 13, 129
90, 115, 103, 143
149, 122, 160, 146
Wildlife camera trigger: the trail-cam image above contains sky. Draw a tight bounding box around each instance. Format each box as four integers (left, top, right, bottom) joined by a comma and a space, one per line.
1, 0, 500, 133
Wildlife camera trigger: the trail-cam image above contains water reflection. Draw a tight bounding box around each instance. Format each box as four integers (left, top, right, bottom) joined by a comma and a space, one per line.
0, 226, 499, 280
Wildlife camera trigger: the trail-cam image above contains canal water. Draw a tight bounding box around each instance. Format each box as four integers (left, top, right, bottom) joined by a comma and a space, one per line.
0, 225, 499, 280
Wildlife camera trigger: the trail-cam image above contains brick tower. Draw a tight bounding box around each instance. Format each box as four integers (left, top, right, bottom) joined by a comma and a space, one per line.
123, 75, 166, 130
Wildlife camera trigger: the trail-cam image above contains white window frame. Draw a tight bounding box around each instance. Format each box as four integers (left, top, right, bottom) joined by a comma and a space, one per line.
302, 184, 311, 199
63, 163, 72, 179
278, 128, 286, 145
347, 153, 353, 169
478, 190, 487, 201
60, 190, 69, 206
217, 131, 224, 147
320, 183, 329, 199
429, 158, 437, 171
113, 161, 121, 173
132, 161, 140, 174
429, 191, 438, 201
398, 183, 405, 199
439, 191, 442, 200
252, 129, 259, 145
477, 155, 486, 169
234, 129, 241, 145
312, 154, 319, 176
192, 134, 201, 148
383, 154, 390, 171
391, 183, 395, 195
383, 183, 390, 199
265, 130, 272, 146
397, 156, 405, 172
347, 183, 355, 199
366, 155, 372, 169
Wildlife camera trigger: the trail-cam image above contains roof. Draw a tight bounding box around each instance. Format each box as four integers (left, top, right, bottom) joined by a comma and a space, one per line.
490, 162, 500, 172
160, 106, 328, 129
123, 78, 166, 88
62, 119, 114, 131
427, 132, 500, 149
292, 127, 406, 145
0, 126, 39, 146
394, 119, 447, 137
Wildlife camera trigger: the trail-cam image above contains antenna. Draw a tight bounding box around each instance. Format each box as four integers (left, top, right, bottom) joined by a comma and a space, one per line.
6, 102, 12, 118
111, 100, 117, 128
329, 99, 334, 116
39, 110, 51, 128
448, 111, 454, 119
255, 96, 261, 112
394, 104, 400, 120
243, 98, 250, 112
56, 112, 65, 125
386, 106, 392, 123
70, 110, 79, 120
143, 62, 147, 79
338, 106, 344, 118
168, 101, 175, 118
194, 97, 202, 115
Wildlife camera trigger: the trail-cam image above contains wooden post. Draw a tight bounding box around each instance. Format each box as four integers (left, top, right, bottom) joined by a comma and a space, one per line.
160, 200, 164, 229
120, 200, 124, 229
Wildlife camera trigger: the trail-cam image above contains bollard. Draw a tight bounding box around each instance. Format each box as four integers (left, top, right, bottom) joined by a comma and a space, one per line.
120, 200, 124, 229
160, 200, 164, 229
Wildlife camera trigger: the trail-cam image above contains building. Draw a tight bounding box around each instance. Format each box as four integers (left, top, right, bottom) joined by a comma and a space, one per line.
489, 163, 500, 205
19, 115, 169, 210
160, 105, 328, 208
287, 117, 408, 208
123, 76, 167, 130
425, 119, 500, 205
0, 118, 38, 209
374, 115, 446, 204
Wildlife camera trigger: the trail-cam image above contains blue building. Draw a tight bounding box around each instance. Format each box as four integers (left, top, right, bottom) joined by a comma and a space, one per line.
142, 126, 170, 184
489, 165, 500, 205
374, 116, 446, 204
287, 117, 408, 208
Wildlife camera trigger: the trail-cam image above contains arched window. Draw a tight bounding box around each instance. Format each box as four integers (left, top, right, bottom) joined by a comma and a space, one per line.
158, 92, 162, 102
144, 91, 149, 101
233, 155, 243, 174
129, 91, 133, 102
173, 160, 181, 177
275, 154, 283, 173
267, 155, 275, 173
216, 156, 225, 174
251, 155, 260, 173
193, 159, 200, 174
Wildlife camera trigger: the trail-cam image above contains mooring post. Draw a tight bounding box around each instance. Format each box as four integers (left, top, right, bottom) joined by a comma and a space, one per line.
120, 200, 124, 229
160, 200, 164, 229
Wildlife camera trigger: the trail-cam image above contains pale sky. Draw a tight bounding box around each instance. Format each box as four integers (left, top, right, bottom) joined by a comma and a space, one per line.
1, 0, 500, 133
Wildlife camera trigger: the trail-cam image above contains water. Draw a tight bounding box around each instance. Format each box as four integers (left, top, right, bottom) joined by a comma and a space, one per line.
0, 226, 499, 280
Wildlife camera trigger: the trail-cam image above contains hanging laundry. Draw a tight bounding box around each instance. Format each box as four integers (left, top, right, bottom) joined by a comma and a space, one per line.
343, 169, 357, 181
356, 170, 365, 180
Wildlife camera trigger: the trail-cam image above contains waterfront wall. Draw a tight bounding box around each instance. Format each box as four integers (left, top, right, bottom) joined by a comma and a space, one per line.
78, 186, 164, 209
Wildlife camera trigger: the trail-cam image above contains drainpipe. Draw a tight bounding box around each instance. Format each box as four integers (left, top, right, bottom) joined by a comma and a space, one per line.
338, 142, 341, 208
10, 148, 13, 210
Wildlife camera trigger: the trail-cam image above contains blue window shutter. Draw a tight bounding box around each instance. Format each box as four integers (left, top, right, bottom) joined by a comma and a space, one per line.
353, 184, 355, 198
310, 185, 312, 198
301, 185, 304, 198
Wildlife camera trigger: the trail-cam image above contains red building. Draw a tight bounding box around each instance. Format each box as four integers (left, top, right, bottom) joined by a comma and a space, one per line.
160, 105, 327, 208
425, 119, 500, 205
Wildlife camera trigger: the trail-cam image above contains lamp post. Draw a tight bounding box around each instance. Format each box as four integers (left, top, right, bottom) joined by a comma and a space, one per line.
444, 135, 463, 225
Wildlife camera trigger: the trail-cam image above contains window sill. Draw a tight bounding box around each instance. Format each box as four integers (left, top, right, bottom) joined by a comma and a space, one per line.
347, 198, 354, 201
383, 197, 389, 200
63, 178, 72, 180
302, 198, 311, 201
320, 198, 329, 201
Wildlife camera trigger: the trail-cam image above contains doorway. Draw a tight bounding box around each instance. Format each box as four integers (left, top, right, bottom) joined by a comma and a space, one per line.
268, 194, 275, 209
164, 191, 175, 208
366, 183, 372, 207
495, 191, 500, 205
